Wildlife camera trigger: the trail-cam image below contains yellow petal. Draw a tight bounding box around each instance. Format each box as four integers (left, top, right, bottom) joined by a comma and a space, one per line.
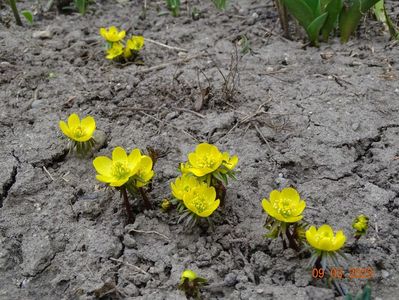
93, 156, 113, 176
96, 174, 112, 183
99, 28, 107, 39
81, 116, 96, 136
118, 30, 126, 40
262, 199, 278, 219
110, 178, 129, 187
269, 190, 281, 205
59, 121, 72, 139
139, 156, 153, 173
281, 187, 300, 204
182, 270, 197, 281
293, 200, 306, 215
112, 147, 127, 162
200, 199, 220, 217
127, 148, 142, 169
283, 215, 303, 223
196, 143, 214, 154
318, 224, 333, 237
306, 226, 318, 249
332, 231, 346, 251
68, 113, 80, 129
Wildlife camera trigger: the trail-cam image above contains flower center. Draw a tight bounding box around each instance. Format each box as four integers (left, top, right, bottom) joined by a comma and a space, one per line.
73, 126, 86, 138
112, 162, 130, 180
274, 199, 293, 217
197, 156, 216, 169
192, 195, 207, 214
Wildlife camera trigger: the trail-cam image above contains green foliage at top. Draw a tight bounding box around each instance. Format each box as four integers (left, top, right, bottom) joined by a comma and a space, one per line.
212, 0, 228, 10
339, 0, 380, 43
166, 0, 181, 17
74, 0, 88, 15
282, 0, 343, 45
344, 284, 372, 300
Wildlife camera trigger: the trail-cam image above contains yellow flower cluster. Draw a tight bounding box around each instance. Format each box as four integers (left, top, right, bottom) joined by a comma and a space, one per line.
93, 146, 154, 188
99, 26, 144, 61
171, 143, 238, 220
262, 187, 346, 254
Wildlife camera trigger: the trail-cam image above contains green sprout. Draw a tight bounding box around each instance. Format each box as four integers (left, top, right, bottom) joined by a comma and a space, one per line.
212, 0, 228, 11
344, 283, 372, 300
339, 0, 380, 43
74, 0, 88, 15
373, 0, 399, 40
282, 0, 343, 46
166, 0, 181, 17
178, 270, 207, 300
7, 0, 33, 26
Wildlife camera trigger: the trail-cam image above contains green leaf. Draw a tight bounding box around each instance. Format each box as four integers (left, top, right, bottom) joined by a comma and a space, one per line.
21, 10, 33, 24
321, 0, 342, 41
282, 0, 315, 28
306, 12, 328, 46
339, 0, 380, 43
74, 0, 88, 15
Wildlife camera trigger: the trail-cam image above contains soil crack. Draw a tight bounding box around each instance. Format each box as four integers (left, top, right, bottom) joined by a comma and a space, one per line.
0, 166, 17, 208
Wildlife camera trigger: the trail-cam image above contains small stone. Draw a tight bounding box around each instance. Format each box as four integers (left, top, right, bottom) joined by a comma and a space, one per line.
31, 100, 43, 109
123, 234, 137, 249
381, 270, 390, 278
32, 30, 52, 39
224, 273, 237, 287
352, 123, 360, 131
256, 289, 264, 294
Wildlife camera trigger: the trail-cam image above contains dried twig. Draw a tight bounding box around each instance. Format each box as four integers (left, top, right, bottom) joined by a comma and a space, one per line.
145, 37, 188, 52
43, 166, 55, 181
134, 53, 207, 75
172, 107, 205, 119
109, 257, 149, 275
128, 228, 170, 241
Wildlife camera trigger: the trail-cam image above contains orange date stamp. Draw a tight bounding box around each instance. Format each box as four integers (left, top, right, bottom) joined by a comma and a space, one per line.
312, 267, 375, 280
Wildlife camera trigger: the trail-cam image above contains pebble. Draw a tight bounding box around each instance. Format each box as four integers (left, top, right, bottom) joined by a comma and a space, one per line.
32, 30, 52, 39
31, 100, 43, 109
381, 270, 390, 279
352, 122, 360, 131
224, 273, 237, 286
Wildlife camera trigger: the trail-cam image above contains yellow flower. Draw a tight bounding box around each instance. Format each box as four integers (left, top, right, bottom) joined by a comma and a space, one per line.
93, 147, 142, 187
161, 199, 171, 211
124, 35, 145, 59
106, 42, 123, 60
183, 184, 220, 217
99, 26, 126, 42
221, 152, 238, 173
128, 35, 145, 51
185, 143, 224, 177
352, 214, 369, 234
171, 174, 203, 201
181, 270, 198, 283
59, 113, 96, 142
306, 224, 346, 252
135, 155, 154, 187
262, 187, 306, 223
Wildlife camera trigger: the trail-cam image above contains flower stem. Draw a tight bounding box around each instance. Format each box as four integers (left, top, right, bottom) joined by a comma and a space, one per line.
121, 187, 135, 224
8, 0, 23, 26
285, 227, 300, 251
213, 180, 226, 206
139, 187, 152, 210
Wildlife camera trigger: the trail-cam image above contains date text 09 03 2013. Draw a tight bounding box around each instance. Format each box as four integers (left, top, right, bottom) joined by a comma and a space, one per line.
311, 267, 374, 280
